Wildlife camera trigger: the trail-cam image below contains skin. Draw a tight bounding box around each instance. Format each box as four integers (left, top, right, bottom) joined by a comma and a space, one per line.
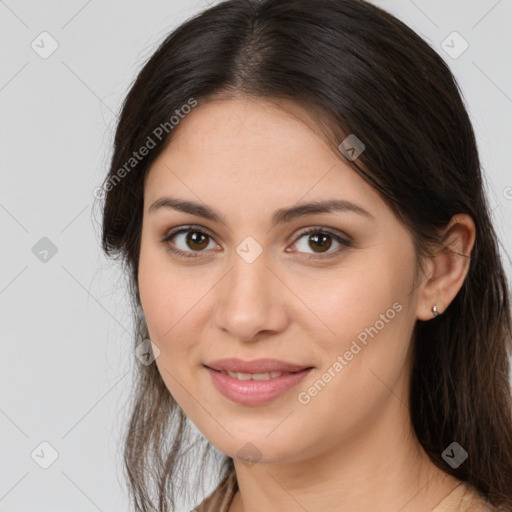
138, 94, 476, 512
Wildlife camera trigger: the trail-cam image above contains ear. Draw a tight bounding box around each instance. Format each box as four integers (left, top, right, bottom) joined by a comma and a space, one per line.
416, 214, 476, 321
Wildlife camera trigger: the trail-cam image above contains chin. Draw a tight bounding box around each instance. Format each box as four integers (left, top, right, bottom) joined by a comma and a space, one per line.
205, 428, 305, 466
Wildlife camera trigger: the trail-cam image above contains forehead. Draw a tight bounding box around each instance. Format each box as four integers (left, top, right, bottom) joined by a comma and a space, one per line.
166, 96, 333, 159
143, 96, 388, 222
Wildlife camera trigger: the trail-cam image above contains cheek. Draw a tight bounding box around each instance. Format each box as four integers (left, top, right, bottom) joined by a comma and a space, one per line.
138, 257, 205, 413
138, 247, 169, 341
291, 245, 417, 412
138, 235, 203, 343
137, 241, 217, 412
288, 248, 415, 354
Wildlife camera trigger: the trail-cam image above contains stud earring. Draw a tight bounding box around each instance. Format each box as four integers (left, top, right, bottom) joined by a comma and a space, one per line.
432, 305, 440, 317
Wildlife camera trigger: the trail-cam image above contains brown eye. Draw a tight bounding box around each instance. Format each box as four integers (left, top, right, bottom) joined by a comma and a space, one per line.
289, 228, 351, 258
308, 233, 333, 253
163, 227, 218, 258
185, 231, 209, 251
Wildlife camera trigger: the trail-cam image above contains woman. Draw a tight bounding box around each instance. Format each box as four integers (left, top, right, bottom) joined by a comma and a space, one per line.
99, 0, 512, 510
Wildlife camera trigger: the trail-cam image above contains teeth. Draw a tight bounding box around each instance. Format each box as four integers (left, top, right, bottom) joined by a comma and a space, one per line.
229, 371, 251, 380
225, 370, 283, 380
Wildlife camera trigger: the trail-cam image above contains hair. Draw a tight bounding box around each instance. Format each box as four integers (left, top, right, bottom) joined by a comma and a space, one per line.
99, 0, 512, 510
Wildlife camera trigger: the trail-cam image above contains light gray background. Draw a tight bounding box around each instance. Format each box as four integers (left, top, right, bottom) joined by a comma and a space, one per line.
1, 1, 511, 511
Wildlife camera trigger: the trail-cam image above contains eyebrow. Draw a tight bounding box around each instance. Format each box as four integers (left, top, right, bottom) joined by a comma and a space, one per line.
148, 196, 374, 227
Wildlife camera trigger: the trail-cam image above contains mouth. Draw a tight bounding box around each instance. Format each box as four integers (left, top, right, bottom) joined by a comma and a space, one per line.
204, 357, 313, 374
209, 369, 297, 381
203, 358, 314, 406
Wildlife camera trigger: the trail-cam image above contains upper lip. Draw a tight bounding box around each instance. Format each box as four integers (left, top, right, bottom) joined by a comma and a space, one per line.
205, 358, 312, 374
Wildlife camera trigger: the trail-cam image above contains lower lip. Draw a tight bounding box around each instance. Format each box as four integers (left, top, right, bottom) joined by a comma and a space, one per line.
205, 367, 313, 406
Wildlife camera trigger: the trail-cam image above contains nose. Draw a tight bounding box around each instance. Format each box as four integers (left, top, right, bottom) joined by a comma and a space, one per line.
213, 250, 290, 342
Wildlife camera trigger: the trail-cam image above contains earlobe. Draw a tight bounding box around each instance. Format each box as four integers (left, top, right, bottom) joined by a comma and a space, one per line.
415, 214, 476, 322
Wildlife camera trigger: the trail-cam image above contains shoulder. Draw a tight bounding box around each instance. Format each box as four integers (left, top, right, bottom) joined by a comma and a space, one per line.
432, 483, 498, 512
193, 475, 504, 512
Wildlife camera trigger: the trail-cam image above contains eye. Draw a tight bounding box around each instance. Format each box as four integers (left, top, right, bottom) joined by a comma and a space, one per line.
287, 227, 351, 258
162, 225, 351, 259
162, 226, 219, 258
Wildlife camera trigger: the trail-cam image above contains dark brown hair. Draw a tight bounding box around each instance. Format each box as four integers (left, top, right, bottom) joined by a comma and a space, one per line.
99, 0, 512, 510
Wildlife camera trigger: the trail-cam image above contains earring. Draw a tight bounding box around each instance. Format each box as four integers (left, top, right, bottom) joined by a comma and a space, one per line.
432, 305, 440, 317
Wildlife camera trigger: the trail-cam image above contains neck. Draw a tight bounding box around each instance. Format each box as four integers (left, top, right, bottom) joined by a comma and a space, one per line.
228, 394, 461, 512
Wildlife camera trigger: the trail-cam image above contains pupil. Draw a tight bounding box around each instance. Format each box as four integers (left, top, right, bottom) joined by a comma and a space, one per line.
187, 232, 208, 250
309, 233, 331, 253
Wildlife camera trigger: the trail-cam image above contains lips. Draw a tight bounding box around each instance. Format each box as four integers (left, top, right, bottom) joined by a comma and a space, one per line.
203, 358, 314, 405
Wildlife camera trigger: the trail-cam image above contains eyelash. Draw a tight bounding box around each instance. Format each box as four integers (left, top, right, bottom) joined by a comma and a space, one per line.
161, 225, 352, 260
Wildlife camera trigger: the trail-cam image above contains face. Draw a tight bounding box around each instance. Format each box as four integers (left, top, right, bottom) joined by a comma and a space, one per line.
138, 96, 422, 464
